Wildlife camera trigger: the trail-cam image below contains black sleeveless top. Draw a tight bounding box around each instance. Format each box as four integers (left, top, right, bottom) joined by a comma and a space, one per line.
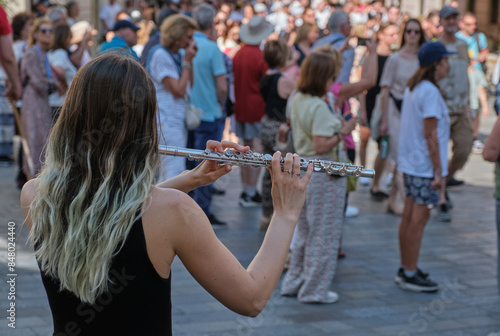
39, 217, 172, 336
260, 73, 288, 122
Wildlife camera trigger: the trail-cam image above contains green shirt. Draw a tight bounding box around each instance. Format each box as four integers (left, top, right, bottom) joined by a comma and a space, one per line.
291, 92, 342, 157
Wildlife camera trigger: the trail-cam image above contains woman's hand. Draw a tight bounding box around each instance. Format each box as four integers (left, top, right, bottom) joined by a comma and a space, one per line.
190, 140, 250, 187
379, 119, 389, 136
277, 123, 290, 144
269, 152, 313, 222
184, 40, 198, 63
341, 116, 358, 135
431, 174, 442, 190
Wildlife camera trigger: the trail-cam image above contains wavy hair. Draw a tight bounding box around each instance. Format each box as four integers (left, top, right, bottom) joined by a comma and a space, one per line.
27, 17, 52, 47
29, 53, 159, 304
160, 14, 199, 49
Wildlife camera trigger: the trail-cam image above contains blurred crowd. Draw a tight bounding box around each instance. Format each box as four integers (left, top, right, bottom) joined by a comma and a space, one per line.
1, 0, 500, 303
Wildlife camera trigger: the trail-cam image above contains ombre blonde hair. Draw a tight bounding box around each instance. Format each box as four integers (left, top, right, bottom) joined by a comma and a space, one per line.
29, 54, 159, 304
160, 14, 199, 49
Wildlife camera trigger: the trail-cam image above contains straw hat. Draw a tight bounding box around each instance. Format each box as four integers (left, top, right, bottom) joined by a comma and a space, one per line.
70, 21, 98, 45
239, 16, 274, 45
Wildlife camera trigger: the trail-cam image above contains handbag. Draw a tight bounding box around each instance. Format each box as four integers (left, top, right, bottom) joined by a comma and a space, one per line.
185, 94, 202, 130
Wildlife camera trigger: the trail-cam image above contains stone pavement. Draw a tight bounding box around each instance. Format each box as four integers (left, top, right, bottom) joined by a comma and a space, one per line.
1, 112, 500, 336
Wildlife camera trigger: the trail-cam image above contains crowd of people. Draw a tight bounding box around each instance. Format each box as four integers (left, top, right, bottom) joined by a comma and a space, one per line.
0, 0, 499, 333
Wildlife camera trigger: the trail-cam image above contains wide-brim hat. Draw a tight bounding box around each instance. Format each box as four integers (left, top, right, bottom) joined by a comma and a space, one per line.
70, 21, 98, 45
239, 16, 274, 45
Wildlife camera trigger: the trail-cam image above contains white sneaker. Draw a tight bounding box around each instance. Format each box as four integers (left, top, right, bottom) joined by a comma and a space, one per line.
360, 176, 370, 186
345, 206, 359, 218
322, 291, 339, 303
472, 139, 484, 154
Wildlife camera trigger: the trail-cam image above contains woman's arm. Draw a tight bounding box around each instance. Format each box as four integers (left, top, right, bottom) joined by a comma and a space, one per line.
313, 117, 358, 155
160, 152, 313, 316
162, 68, 192, 98
337, 38, 378, 103
379, 86, 389, 136
483, 116, 500, 162
424, 117, 442, 189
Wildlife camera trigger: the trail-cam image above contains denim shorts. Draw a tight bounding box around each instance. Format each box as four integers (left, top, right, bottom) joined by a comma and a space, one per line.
235, 121, 261, 141
403, 174, 439, 205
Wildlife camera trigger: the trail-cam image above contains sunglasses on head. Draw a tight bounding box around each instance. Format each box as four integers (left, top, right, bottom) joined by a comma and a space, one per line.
39, 28, 54, 34
405, 29, 421, 34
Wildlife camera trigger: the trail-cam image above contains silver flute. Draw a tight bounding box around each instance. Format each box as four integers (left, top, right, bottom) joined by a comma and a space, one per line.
159, 145, 375, 178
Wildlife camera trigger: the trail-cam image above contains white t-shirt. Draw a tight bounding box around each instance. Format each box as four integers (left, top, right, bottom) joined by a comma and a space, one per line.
398, 81, 450, 178
99, 3, 122, 31
48, 49, 78, 107
147, 47, 189, 131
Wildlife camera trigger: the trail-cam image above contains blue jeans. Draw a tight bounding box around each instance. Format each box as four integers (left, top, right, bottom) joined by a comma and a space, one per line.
188, 119, 225, 216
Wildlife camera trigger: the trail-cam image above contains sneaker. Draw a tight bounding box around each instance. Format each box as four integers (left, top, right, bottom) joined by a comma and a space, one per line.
472, 139, 484, 154
208, 214, 227, 229
436, 203, 451, 222
212, 187, 226, 196
345, 206, 359, 218
397, 271, 439, 292
239, 192, 262, 208
322, 291, 339, 303
395, 267, 429, 285
446, 177, 464, 187
360, 176, 371, 186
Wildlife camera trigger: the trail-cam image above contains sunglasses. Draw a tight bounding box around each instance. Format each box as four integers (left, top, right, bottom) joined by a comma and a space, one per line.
405, 29, 421, 34
39, 28, 54, 34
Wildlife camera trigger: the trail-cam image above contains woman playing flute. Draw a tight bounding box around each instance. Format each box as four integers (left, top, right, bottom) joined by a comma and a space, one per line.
20, 53, 312, 335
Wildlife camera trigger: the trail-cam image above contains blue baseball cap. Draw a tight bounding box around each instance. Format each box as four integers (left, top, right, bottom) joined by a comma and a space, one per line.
113, 20, 140, 32
418, 42, 457, 67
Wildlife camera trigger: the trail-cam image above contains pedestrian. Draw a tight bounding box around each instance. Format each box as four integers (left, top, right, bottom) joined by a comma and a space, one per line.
396, 42, 454, 292
48, 24, 77, 122
21, 53, 313, 334
281, 50, 357, 303
0, 5, 23, 167
379, 18, 425, 215
437, 5, 474, 219
98, 20, 140, 61
20, 18, 58, 177
259, 39, 296, 230
233, 16, 273, 207
358, 21, 399, 199
188, 4, 228, 227
146, 14, 198, 182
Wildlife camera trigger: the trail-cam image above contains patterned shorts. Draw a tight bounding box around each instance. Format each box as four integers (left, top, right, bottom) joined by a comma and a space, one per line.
403, 174, 439, 205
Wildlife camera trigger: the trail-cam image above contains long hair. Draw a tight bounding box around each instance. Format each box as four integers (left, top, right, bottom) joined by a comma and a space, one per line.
407, 60, 439, 91
51, 24, 71, 51
29, 54, 159, 304
401, 18, 426, 48
297, 51, 337, 97
294, 22, 317, 44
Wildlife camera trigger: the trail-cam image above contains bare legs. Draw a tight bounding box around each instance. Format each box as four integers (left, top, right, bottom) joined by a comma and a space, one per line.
399, 196, 431, 271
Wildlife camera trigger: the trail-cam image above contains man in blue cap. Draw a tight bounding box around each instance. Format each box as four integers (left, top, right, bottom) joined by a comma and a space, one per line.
98, 20, 140, 61
436, 5, 473, 221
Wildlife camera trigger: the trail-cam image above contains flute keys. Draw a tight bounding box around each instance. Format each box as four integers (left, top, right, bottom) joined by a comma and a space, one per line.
338, 165, 347, 176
